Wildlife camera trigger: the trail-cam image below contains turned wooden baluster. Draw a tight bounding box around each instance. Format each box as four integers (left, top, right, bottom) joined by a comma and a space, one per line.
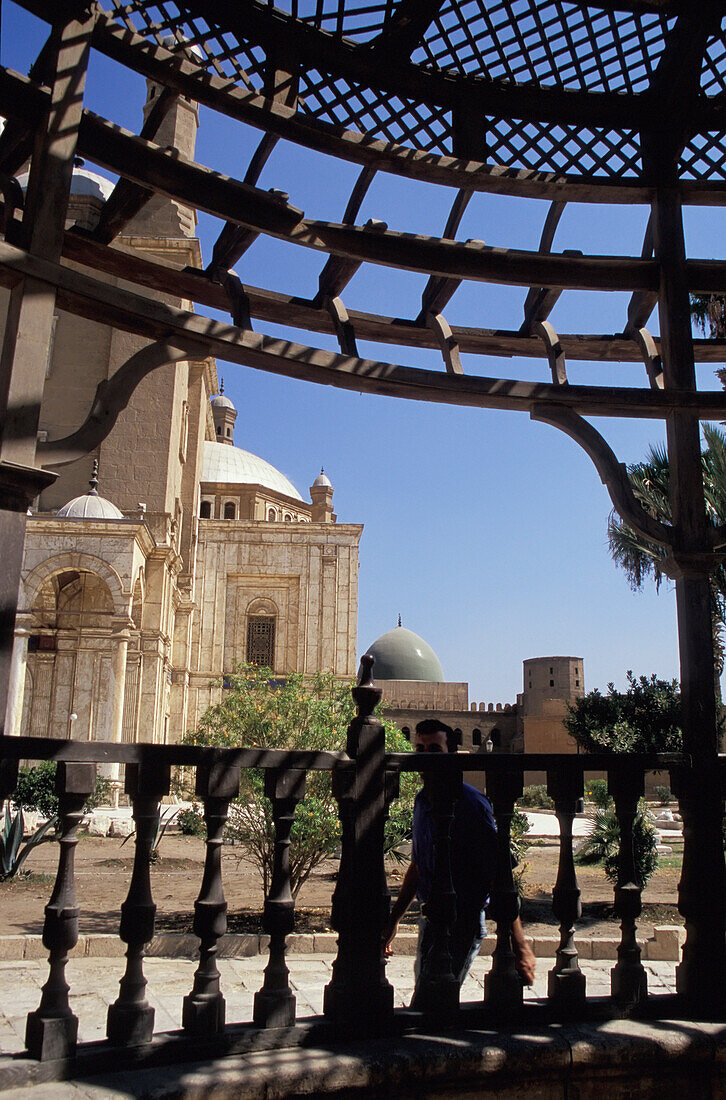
413, 757, 461, 1024
323, 655, 395, 1035
25, 762, 96, 1061
546, 766, 586, 1014
254, 767, 306, 1027
183, 760, 240, 1035
107, 760, 170, 1046
484, 767, 524, 1012
609, 764, 647, 1007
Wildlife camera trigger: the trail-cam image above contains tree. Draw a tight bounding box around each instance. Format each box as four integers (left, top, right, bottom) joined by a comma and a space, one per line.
691, 293, 726, 339
607, 424, 726, 680
564, 672, 682, 754
186, 664, 417, 897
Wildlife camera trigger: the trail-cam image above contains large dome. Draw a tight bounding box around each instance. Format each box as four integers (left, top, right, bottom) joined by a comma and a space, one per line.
201, 441, 303, 501
364, 626, 444, 682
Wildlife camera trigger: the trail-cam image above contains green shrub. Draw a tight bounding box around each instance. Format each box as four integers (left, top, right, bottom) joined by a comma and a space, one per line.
0, 804, 57, 881
14, 762, 116, 818
517, 785, 554, 810
586, 778, 612, 809
576, 800, 658, 888
177, 804, 206, 837
653, 784, 673, 805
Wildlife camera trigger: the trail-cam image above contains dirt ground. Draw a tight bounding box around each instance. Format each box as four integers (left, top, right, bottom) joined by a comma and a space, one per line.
0, 833, 683, 940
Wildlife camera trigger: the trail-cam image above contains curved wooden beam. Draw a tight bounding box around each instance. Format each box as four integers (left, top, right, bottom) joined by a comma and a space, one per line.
635, 327, 664, 390
37, 339, 209, 467
530, 403, 674, 546
61, 232, 726, 364
426, 312, 463, 375
68, 110, 663, 292
5, 240, 726, 422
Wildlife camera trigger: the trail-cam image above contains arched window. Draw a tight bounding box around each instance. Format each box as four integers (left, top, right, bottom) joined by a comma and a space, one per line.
490, 728, 501, 748
284, 514, 292, 522
216, 425, 221, 435
246, 615, 275, 667
224, 501, 236, 520
454, 727, 462, 746
401, 726, 410, 741
268, 508, 277, 521
472, 728, 481, 746
199, 500, 211, 519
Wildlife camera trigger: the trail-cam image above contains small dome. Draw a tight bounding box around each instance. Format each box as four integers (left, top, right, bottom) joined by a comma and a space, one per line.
312, 468, 332, 488
364, 626, 444, 682
211, 393, 235, 409
18, 167, 114, 203
202, 441, 303, 501
56, 461, 124, 520
56, 494, 124, 520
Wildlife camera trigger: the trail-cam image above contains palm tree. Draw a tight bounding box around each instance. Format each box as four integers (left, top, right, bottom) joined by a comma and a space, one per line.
608, 423, 726, 684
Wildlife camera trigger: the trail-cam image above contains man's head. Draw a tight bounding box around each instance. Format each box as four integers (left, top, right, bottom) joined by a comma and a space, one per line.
414, 718, 457, 754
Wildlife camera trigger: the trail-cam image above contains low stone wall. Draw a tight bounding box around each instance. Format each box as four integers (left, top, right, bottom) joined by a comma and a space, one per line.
0, 924, 685, 962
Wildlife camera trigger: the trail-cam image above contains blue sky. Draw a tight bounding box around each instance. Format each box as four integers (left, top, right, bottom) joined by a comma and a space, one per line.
5, 2, 726, 703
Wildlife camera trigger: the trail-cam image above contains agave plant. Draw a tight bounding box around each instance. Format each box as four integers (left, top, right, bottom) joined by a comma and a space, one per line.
0, 803, 58, 881
120, 806, 180, 863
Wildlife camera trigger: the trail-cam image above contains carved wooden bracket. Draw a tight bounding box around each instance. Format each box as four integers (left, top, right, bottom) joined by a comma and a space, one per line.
426, 310, 463, 375
535, 320, 567, 385
530, 402, 673, 547
635, 326, 664, 390
325, 295, 358, 357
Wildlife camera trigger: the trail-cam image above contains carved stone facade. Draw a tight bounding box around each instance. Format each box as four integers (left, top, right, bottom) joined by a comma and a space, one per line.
3, 82, 361, 748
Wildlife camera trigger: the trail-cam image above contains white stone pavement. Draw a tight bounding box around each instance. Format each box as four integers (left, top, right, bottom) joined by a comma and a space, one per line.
0, 954, 678, 1058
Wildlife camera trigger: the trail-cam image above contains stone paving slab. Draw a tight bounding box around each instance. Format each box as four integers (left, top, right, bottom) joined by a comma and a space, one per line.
0, 956, 678, 1060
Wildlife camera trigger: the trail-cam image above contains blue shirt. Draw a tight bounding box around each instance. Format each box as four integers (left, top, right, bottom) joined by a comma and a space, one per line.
411, 782, 498, 912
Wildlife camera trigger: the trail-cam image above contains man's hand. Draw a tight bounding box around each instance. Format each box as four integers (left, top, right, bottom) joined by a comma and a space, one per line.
514, 941, 536, 986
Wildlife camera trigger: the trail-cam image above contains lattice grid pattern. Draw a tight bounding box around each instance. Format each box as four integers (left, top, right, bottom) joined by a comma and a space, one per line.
701, 19, 726, 95
277, 0, 397, 42
486, 118, 641, 177
680, 133, 726, 182
246, 617, 275, 667
413, 2, 674, 92
107, 0, 267, 90
298, 71, 451, 153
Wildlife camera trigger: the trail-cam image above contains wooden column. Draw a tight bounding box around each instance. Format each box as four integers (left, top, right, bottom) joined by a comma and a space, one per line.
0, 6, 94, 724
254, 767, 306, 1028
411, 759, 462, 1024
609, 764, 647, 1007
107, 760, 170, 1046
546, 765, 586, 1014
323, 656, 394, 1035
25, 761, 96, 1061
651, 184, 726, 1013
484, 767, 524, 1012
183, 759, 240, 1036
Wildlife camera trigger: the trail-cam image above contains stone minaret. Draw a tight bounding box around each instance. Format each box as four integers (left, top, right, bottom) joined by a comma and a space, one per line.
310, 468, 335, 523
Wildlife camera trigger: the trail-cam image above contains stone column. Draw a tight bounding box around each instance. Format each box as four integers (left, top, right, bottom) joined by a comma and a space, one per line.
4, 629, 29, 736
105, 620, 131, 806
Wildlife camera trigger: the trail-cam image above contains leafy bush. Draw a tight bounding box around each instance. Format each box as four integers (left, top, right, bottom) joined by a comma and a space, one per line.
576, 801, 659, 888
14, 762, 114, 818
517, 785, 553, 810
586, 778, 612, 809
565, 672, 682, 754
0, 804, 57, 881
653, 784, 673, 805
187, 664, 416, 898
177, 804, 206, 837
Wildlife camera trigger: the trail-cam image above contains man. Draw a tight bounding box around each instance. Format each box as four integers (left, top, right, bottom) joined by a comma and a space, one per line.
383, 718, 535, 1003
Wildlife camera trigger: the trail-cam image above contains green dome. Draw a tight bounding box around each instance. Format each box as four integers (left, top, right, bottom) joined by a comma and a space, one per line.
364, 626, 444, 682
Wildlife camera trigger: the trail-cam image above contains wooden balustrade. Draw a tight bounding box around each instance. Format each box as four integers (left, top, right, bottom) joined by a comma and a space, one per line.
253, 767, 306, 1028
0, 723, 721, 1067
107, 760, 171, 1047
25, 762, 96, 1062
546, 766, 586, 1014
183, 759, 240, 1035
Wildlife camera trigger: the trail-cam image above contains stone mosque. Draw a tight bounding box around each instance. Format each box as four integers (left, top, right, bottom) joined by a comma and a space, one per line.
2, 77, 582, 760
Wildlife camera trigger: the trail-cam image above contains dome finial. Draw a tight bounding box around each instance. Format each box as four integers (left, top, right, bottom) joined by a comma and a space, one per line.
89, 459, 99, 496
220, 378, 224, 395
398, 612, 402, 628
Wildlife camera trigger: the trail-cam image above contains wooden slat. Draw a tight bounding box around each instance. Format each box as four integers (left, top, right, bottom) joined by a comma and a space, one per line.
4, 239, 726, 420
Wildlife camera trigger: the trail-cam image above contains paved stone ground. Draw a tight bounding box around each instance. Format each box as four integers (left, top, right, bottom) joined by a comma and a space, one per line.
0, 954, 678, 1057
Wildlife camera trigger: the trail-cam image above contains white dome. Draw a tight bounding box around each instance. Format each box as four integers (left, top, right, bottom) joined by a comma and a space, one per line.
312, 469, 332, 488
202, 441, 303, 501
18, 167, 114, 202
210, 393, 235, 409
56, 493, 124, 520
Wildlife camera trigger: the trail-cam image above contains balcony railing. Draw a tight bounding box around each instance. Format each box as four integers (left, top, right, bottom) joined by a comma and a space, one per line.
0, 662, 723, 1076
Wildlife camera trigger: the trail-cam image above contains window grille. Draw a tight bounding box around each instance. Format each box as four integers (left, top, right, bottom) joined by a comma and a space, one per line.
247, 616, 275, 667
